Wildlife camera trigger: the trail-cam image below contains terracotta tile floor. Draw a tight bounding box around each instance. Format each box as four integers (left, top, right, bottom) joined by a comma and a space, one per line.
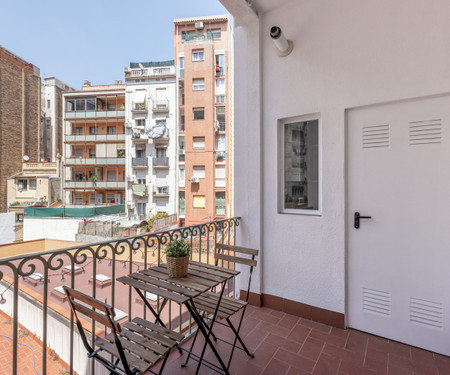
152, 305, 450, 375
0, 311, 70, 375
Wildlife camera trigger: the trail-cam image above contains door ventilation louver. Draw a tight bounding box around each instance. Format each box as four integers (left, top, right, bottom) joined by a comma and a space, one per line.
410, 297, 443, 329
362, 288, 391, 316
362, 124, 389, 148
409, 119, 442, 145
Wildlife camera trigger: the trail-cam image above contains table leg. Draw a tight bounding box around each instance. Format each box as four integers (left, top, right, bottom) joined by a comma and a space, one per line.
135, 288, 168, 327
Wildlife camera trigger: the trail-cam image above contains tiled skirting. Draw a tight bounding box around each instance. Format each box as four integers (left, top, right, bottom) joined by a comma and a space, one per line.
241, 290, 345, 329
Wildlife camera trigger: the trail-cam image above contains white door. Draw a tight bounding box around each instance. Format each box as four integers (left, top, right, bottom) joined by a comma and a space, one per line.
348, 94, 450, 355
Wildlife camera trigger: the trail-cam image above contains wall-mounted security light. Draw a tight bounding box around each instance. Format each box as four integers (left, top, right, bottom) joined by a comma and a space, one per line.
270, 26, 293, 57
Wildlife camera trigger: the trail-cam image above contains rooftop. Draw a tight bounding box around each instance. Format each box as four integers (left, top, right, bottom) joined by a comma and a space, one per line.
173, 14, 229, 25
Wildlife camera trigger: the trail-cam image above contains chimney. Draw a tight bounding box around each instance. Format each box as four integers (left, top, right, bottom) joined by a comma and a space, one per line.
115, 80, 123, 85
83, 80, 91, 87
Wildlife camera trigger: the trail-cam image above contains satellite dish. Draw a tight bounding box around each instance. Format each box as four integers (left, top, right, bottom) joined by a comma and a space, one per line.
23, 155, 29, 161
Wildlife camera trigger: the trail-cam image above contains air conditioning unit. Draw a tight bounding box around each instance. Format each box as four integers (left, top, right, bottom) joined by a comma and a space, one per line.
195, 21, 204, 30
190, 177, 199, 183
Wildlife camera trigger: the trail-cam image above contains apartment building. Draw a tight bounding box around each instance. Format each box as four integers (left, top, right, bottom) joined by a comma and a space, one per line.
63, 81, 126, 206
174, 15, 233, 226
41, 77, 74, 162
124, 61, 177, 220
0, 46, 41, 212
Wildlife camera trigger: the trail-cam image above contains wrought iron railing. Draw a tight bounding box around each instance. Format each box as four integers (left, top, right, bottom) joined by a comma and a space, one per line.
0, 217, 240, 374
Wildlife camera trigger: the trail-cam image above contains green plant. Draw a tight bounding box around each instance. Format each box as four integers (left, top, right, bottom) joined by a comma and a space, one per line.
117, 149, 125, 158
12, 201, 20, 206
90, 174, 97, 183
19, 329, 29, 338
165, 239, 191, 258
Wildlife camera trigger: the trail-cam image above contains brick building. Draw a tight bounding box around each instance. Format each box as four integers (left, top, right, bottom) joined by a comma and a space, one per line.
0, 46, 41, 211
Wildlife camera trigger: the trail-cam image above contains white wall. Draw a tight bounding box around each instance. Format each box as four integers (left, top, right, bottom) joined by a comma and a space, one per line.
227, 0, 450, 314
0, 213, 16, 245
24, 218, 81, 242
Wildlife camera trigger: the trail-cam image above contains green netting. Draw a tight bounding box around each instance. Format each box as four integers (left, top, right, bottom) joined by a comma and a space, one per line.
24, 205, 125, 218
129, 60, 174, 68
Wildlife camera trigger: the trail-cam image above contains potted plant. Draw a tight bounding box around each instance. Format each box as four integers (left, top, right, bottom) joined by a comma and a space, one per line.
165, 239, 191, 278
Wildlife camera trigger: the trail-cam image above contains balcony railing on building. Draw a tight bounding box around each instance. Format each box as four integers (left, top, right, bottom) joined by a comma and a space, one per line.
65, 109, 125, 120
0, 217, 240, 375
153, 186, 169, 197
152, 156, 169, 168
65, 134, 126, 142
125, 65, 176, 79
131, 157, 148, 168
65, 180, 126, 189
131, 103, 148, 114
215, 121, 226, 132
152, 99, 169, 113
215, 66, 224, 76
65, 157, 125, 166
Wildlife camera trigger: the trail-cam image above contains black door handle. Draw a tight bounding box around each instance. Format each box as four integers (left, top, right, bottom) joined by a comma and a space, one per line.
354, 212, 372, 229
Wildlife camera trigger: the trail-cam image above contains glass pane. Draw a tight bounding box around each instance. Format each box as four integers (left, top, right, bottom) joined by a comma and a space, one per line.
284, 120, 319, 211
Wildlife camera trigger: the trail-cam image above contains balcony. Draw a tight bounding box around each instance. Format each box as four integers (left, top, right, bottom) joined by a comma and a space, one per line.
65, 134, 126, 143
131, 183, 148, 197
131, 103, 148, 114
65, 157, 125, 166
153, 186, 169, 198
0, 217, 444, 375
215, 66, 225, 76
132, 157, 148, 168
216, 151, 226, 160
152, 99, 170, 113
125, 65, 176, 80
64, 109, 125, 120
215, 121, 226, 132
65, 180, 126, 189
152, 156, 169, 169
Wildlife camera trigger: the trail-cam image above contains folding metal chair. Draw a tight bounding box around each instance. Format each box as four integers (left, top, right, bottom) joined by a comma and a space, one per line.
184, 243, 258, 372
64, 286, 184, 375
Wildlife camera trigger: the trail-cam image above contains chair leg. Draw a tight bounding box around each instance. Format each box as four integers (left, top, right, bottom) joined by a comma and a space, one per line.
181, 322, 201, 367
157, 352, 170, 375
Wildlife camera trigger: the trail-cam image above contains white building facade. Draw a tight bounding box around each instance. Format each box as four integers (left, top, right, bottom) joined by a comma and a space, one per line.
221, 0, 450, 356
124, 61, 177, 220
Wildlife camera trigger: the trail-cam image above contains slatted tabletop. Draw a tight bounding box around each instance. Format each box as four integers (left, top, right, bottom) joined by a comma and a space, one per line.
117, 261, 239, 305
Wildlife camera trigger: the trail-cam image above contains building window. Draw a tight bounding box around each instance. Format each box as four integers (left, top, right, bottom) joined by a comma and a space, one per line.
193, 166, 205, 179
215, 192, 226, 215
107, 126, 116, 135
17, 179, 27, 191
193, 108, 205, 120
89, 126, 98, 135
192, 49, 204, 62
136, 119, 146, 127
89, 193, 96, 205
46, 119, 51, 128
137, 178, 146, 184
106, 193, 116, 203
137, 202, 146, 218
215, 106, 225, 131
215, 165, 226, 188
107, 171, 116, 181
193, 136, 205, 149
215, 95, 225, 104
179, 56, 184, 78
193, 195, 206, 208
73, 193, 83, 205
279, 116, 320, 213
74, 148, 83, 157
215, 53, 225, 76
156, 148, 166, 157
74, 127, 83, 135
179, 166, 185, 186
210, 29, 222, 40
179, 136, 185, 151
47, 99, 51, 108
179, 191, 185, 215
215, 134, 226, 151
193, 78, 205, 91
89, 148, 96, 158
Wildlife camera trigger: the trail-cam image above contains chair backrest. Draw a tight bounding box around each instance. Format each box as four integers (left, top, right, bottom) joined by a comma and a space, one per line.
214, 243, 258, 302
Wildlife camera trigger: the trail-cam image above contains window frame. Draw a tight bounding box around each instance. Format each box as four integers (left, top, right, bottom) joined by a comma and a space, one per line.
192, 49, 204, 62
278, 113, 322, 216
193, 136, 205, 149
192, 78, 205, 91
193, 195, 206, 208
193, 108, 205, 120
193, 166, 205, 179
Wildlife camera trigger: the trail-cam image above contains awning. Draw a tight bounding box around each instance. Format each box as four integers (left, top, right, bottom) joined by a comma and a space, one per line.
132, 184, 146, 197
134, 90, 146, 103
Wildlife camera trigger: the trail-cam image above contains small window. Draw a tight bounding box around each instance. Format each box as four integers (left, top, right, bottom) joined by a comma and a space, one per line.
107, 171, 116, 181
193, 136, 205, 149
193, 195, 206, 208
179, 191, 185, 214
137, 178, 146, 185
107, 126, 116, 135
179, 136, 185, 151
47, 99, 51, 108
215, 192, 226, 215
89, 149, 96, 158
89, 193, 96, 205
215, 95, 225, 104
215, 134, 226, 151
74, 148, 83, 157
136, 119, 146, 127
192, 49, 204, 61
18, 179, 27, 191
193, 78, 205, 91
211, 29, 222, 40
74, 127, 83, 135
279, 116, 320, 213
73, 193, 83, 205
193, 108, 205, 120
179, 56, 184, 78
193, 166, 205, 179
46, 119, 51, 128
89, 126, 98, 135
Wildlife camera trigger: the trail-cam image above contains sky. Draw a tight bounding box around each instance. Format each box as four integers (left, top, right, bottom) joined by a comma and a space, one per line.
0, 0, 229, 89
